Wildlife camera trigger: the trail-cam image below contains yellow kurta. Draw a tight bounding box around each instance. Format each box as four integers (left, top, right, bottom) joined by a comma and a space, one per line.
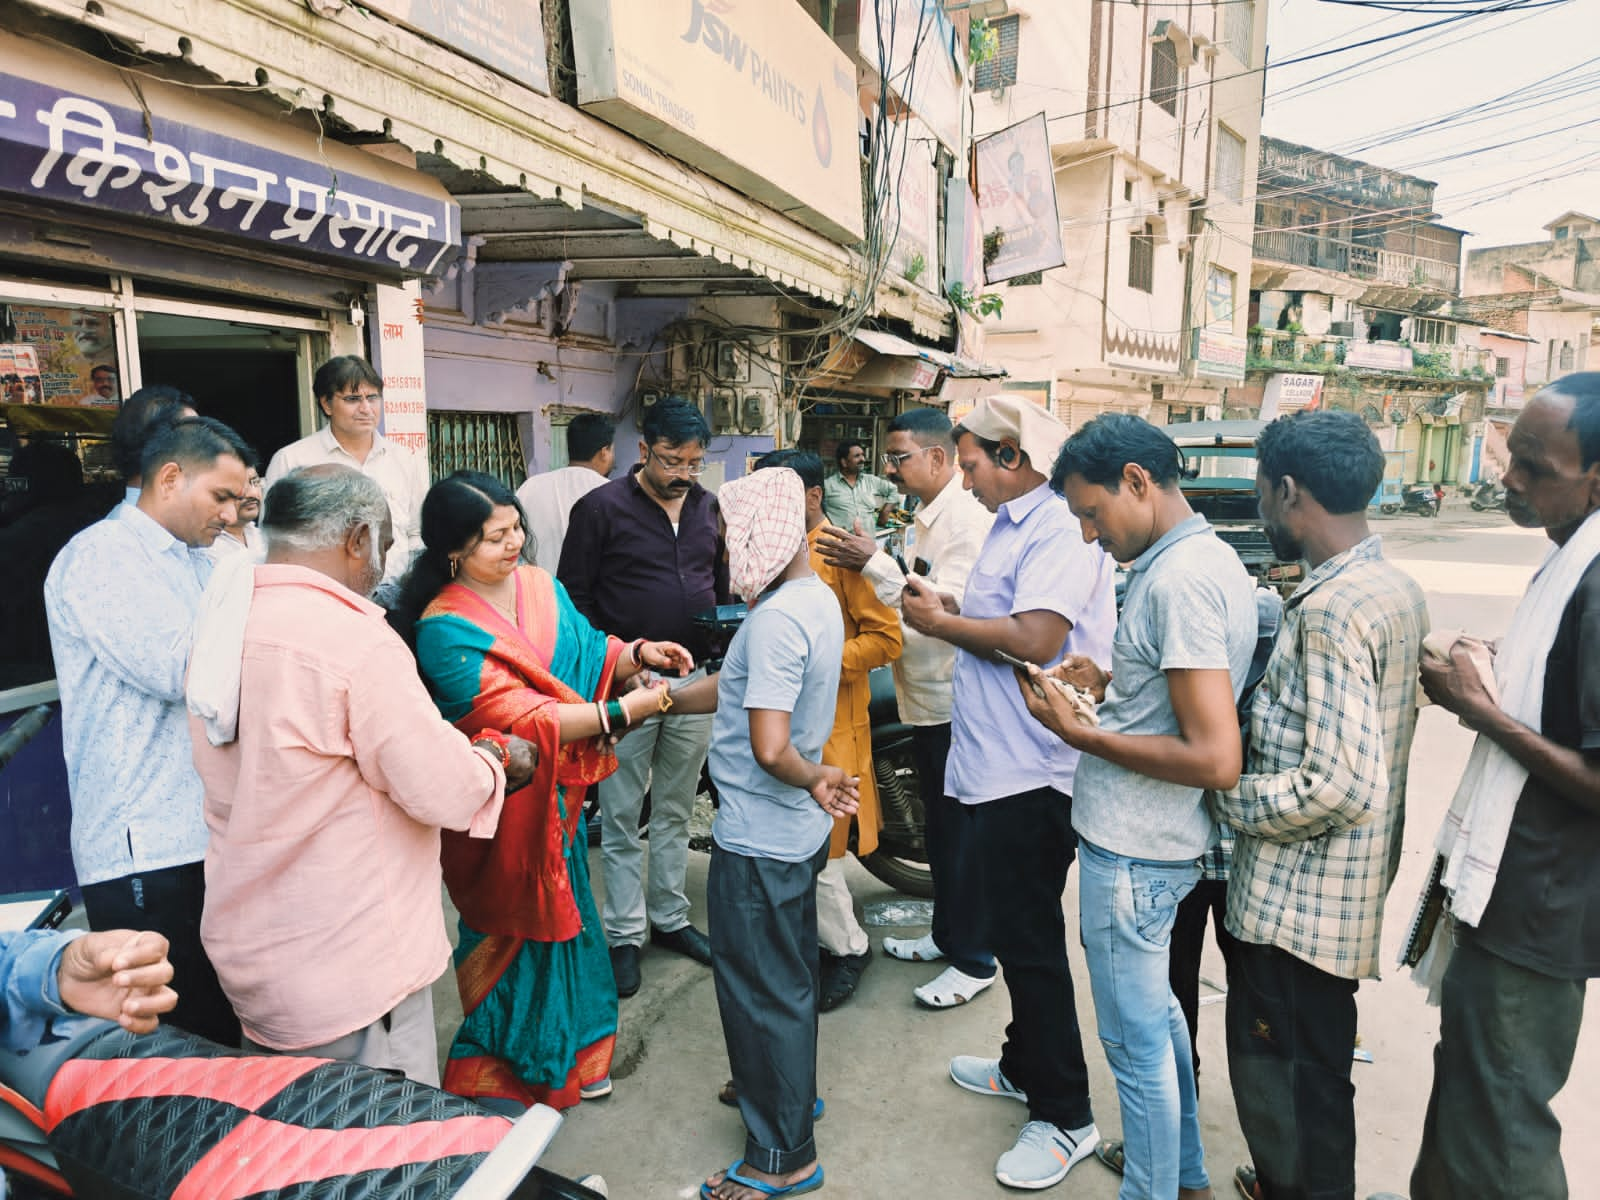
807, 527, 903, 858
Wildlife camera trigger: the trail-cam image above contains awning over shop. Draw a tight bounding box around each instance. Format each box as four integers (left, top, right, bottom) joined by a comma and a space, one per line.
812, 327, 1006, 394
9, 0, 953, 337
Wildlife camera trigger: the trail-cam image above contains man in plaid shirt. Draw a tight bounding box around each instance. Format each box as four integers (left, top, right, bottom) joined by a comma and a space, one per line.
1211, 410, 1428, 1200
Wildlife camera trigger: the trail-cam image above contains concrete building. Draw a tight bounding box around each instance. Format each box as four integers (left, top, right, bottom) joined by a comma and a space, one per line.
968, 0, 1269, 427
1460, 214, 1600, 389
1242, 137, 1491, 485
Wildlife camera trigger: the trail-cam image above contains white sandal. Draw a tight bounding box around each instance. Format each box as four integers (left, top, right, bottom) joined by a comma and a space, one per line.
914, 966, 996, 1008
883, 932, 945, 962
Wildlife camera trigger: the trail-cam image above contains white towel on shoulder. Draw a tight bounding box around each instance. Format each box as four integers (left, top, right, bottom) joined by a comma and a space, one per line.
185, 552, 258, 747
1432, 508, 1600, 926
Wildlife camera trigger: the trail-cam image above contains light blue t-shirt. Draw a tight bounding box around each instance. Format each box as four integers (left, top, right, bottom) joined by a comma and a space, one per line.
947, 483, 1118, 803
1072, 513, 1258, 861
710, 575, 845, 863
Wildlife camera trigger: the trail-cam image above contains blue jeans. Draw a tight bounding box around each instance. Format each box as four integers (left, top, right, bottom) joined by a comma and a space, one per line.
1078, 837, 1207, 1199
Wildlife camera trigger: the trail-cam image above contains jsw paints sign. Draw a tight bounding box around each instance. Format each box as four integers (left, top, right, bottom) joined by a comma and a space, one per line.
573, 0, 864, 243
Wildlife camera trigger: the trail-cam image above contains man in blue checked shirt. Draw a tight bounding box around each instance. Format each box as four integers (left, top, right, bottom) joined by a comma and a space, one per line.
1213, 411, 1427, 1200
45, 415, 255, 1047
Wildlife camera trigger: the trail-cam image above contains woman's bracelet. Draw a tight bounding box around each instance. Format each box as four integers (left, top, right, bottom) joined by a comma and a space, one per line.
628, 638, 646, 668
470, 729, 512, 771
595, 700, 611, 736
607, 698, 629, 729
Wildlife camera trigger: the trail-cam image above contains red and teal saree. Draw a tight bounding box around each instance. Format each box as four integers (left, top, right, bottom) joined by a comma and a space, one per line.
415, 565, 624, 1110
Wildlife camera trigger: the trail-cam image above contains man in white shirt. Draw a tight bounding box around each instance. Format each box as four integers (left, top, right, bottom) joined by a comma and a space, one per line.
262, 356, 428, 605
516, 412, 616, 573
815, 407, 997, 1008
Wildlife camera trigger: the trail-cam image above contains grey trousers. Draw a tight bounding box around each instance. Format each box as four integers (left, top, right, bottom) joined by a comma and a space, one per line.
708, 840, 829, 1176
244, 983, 440, 1086
598, 673, 714, 945
1411, 929, 1587, 1200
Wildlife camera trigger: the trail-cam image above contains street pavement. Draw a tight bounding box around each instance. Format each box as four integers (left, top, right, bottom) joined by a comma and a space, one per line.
438, 506, 1599, 1199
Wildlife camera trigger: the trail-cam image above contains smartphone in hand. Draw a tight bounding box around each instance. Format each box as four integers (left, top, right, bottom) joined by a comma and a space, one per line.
993, 649, 1048, 698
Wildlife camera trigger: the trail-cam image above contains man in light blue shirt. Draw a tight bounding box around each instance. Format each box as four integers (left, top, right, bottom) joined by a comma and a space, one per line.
900, 396, 1117, 1192
45, 415, 254, 1046
0, 928, 177, 1050
1026, 414, 1257, 1200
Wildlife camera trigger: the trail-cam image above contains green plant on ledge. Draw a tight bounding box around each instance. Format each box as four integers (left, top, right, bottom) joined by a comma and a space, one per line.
904, 252, 926, 284
948, 282, 1005, 320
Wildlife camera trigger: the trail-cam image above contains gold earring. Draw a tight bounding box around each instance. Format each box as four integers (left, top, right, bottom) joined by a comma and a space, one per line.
449, 557, 459, 578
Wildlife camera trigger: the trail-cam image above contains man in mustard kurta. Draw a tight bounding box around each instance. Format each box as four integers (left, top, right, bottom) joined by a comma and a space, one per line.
759, 449, 901, 1010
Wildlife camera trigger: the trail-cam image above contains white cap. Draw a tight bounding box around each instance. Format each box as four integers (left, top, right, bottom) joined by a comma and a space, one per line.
959, 394, 1069, 473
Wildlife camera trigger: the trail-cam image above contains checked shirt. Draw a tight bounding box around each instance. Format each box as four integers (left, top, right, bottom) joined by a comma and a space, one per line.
1212, 536, 1428, 979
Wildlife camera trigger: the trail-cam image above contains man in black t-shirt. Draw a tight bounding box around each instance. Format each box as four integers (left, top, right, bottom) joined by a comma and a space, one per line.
1410, 373, 1600, 1200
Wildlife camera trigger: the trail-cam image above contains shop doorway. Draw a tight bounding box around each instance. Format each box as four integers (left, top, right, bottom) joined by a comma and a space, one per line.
136, 312, 305, 468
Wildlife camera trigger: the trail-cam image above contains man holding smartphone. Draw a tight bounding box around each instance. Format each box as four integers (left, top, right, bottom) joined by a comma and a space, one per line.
894, 396, 1117, 1191
816, 408, 996, 1009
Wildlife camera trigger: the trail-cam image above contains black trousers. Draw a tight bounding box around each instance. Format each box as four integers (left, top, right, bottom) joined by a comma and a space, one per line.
973, 787, 1093, 1132
1226, 941, 1358, 1200
1411, 929, 1587, 1200
915, 723, 993, 980
80, 861, 240, 1048
708, 840, 829, 1176
1169, 877, 1239, 1077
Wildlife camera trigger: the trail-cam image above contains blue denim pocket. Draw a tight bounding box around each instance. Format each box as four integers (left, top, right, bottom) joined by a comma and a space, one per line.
1127, 862, 1198, 948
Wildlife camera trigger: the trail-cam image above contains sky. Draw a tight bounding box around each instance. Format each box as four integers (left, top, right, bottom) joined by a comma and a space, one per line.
1258, 0, 1600, 250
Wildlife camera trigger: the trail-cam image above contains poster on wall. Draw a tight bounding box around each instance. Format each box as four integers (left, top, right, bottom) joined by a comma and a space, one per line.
975, 113, 1065, 284
0, 344, 43, 404
371, 281, 429, 455
0, 305, 118, 406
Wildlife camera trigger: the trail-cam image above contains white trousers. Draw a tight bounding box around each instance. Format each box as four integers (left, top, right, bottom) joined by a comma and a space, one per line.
816, 855, 870, 957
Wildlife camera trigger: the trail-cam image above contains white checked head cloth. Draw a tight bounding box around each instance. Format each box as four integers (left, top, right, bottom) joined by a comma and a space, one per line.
719, 467, 809, 605
960, 394, 1069, 473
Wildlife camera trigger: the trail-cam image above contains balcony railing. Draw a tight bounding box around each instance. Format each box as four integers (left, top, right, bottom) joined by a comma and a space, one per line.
1253, 230, 1459, 293
1247, 329, 1492, 378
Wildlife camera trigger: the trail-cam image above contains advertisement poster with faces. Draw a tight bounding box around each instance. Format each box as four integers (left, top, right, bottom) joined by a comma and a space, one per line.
0, 304, 119, 407
0, 344, 43, 404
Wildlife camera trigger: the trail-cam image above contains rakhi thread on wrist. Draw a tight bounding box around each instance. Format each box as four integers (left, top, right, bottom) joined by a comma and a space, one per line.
470, 729, 512, 771
595, 701, 611, 736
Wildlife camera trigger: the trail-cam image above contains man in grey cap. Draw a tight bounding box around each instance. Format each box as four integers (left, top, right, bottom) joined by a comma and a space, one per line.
902, 395, 1118, 1191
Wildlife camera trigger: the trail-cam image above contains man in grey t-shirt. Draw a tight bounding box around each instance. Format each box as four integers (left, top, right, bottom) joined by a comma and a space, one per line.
1019, 415, 1256, 1200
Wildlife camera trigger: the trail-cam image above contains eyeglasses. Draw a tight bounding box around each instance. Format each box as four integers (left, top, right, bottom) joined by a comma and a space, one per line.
881, 446, 933, 470
335, 391, 383, 405
648, 447, 707, 477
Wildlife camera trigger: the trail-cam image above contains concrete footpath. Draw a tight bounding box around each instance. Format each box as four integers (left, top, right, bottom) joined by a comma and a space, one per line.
431, 716, 1600, 1198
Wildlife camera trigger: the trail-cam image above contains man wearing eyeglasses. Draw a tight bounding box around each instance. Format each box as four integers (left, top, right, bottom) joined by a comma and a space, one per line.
262, 356, 428, 607
822, 439, 901, 533
559, 397, 731, 998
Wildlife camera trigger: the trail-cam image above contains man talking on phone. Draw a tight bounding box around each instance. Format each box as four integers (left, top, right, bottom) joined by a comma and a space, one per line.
899, 395, 1117, 1191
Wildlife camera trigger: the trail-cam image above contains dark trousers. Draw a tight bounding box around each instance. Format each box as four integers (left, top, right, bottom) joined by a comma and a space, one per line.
80, 861, 240, 1047
1226, 941, 1358, 1200
915, 723, 993, 980
972, 787, 1093, 1132
1169, 877, 1239, 1077
708, 840, 829, 1176
1411, 929, 1586, 1200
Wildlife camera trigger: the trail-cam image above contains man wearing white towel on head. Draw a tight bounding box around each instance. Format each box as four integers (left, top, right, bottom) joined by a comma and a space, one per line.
1406, 372, 1600, 1200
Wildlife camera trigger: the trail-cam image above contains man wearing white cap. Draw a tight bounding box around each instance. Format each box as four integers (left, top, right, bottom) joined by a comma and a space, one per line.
901, 395, 1118, 1191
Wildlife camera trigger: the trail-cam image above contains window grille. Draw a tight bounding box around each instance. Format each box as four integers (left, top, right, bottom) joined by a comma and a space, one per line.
1129, 223, 1156, 293
973, 15, 1020, 91
1151, 38, 1180, 116
427, 411, 526, 491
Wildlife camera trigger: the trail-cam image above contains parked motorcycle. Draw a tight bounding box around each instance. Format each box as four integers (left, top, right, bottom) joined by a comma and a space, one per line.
1382, 484, 1440, 518
1470, 481, 1507, 512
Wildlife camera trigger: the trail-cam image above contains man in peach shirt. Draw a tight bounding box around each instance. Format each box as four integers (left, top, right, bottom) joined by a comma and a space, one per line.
189, 465, 535, 1082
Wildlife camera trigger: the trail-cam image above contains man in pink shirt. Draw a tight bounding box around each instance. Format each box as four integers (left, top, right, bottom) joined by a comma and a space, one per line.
189, 465, 534, 1083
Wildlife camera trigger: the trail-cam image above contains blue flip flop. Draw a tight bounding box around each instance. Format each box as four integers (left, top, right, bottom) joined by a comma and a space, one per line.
700, 1160, 825, 1198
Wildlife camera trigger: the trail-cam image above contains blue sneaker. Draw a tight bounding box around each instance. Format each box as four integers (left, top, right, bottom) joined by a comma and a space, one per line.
995, 1120, 1100, 1190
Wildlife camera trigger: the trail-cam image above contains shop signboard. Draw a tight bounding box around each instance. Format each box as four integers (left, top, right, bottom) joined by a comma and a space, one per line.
1346, 342, 1414, 371
571, 0, 864, 244
857, 0, 964, 155
975, 114, 1065, 284
1191, 328, 1247, 382
0, 42, 461, 279
372, 281, 429, 455
1259, 372, 1324, 420
363, 0, 550, 94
